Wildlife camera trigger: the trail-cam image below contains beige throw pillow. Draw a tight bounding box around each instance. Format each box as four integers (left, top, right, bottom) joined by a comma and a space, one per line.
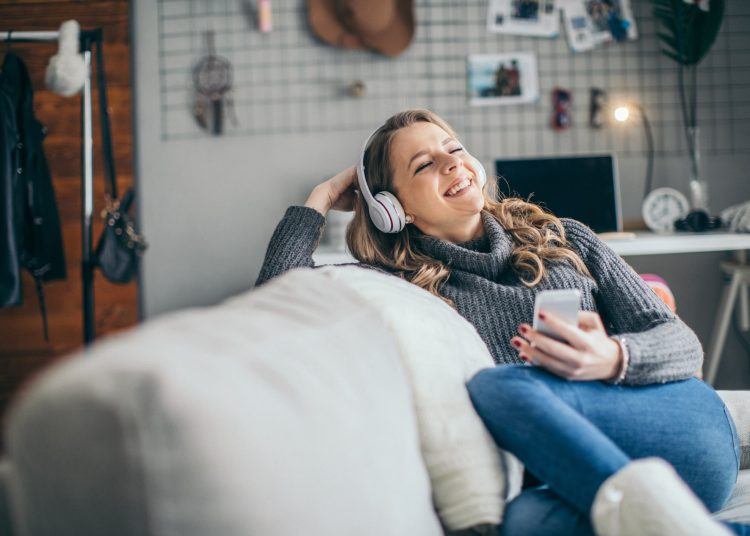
319, 266, 524, 531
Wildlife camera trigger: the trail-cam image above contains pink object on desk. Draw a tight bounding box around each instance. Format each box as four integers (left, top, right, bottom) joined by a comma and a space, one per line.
640, 273, 676, 312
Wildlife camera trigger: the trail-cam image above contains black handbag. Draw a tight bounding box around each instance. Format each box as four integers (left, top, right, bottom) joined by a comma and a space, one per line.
95, 189, 146, 283
91, 39, 147, 283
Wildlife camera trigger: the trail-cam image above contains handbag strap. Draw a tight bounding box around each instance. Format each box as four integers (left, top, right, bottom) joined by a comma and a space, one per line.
120, 188, 135, 213
33, 274, 49, 342
95, 38, 118, 200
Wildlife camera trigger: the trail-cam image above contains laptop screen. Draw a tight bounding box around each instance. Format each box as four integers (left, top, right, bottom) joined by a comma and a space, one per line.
494, 154, 621, 233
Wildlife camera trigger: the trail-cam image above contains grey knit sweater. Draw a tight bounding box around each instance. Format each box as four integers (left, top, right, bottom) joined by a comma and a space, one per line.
256, 206, 703, 386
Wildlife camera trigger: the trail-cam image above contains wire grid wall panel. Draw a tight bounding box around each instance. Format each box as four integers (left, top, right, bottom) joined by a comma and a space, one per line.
158, 0, 750, 162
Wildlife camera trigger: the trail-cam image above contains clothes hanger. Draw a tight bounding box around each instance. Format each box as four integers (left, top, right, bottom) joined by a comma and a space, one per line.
1, 30, 12, 71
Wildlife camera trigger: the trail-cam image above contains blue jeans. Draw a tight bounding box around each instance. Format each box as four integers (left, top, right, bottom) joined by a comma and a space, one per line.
466, 365, 743, 536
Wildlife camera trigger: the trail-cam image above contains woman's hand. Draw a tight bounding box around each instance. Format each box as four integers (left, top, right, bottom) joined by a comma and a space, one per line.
510, 311, 623, 381
304, 165, 358, 217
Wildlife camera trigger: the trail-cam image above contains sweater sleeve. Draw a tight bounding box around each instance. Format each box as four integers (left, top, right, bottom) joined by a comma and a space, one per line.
255, 206, 326, 287
561, 218, 703, 385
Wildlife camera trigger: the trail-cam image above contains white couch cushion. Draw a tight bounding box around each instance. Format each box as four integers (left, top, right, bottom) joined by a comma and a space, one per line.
318, 266, 523, 531
719, 390, 750, 470
714, 470, 750, 524
5, 268, 442, 536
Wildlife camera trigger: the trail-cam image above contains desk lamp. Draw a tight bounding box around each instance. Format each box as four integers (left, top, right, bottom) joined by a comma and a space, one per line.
613, 103, 654, 200
614, 103, 721, 233
613, 102, 687, 233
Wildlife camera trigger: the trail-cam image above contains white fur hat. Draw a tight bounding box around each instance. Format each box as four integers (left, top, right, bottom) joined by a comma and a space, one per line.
45, 20, 88, 97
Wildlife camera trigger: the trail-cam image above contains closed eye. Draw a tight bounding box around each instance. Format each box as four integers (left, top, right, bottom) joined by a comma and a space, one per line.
414, 147, 464, 175
415, 161, 432, 174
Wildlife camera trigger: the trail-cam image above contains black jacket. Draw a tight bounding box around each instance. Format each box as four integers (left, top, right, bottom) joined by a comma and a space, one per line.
1, 52, 65, 307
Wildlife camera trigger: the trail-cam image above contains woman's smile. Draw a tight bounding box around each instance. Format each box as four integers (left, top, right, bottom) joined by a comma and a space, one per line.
445, 177, 474, 197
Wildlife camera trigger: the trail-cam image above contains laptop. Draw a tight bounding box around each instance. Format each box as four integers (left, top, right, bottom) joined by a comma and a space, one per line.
494, 154, 622, 233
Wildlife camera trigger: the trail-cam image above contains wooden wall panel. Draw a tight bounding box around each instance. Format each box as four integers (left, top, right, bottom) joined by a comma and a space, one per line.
0, 0, 136, 424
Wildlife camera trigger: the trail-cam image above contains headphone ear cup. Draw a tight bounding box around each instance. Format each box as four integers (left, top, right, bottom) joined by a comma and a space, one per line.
372, 191, 406, 233
367, 202, 390, 233
468, 154, 487, 188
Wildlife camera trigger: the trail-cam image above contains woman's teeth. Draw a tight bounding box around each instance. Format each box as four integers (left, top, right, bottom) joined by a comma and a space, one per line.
446, 178, 471, 197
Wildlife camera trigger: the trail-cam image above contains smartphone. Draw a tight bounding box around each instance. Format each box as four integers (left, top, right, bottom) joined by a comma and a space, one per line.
532, 289, 581, 342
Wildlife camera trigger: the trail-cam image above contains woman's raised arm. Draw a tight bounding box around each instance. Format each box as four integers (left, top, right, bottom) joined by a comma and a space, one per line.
255, 166, 357, 287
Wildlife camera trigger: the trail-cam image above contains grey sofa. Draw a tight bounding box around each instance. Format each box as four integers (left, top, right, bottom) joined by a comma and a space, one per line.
0, 266, 748, 536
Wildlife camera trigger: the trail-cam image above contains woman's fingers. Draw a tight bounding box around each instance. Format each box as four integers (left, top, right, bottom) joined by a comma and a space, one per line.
511, 335, 598, 381
305, 166, 358, 216
333, 165, 357, 190
327, 166, 358, 212
536, 311, 588, 348
515, 328, 581, 367
515, 340, 578, 379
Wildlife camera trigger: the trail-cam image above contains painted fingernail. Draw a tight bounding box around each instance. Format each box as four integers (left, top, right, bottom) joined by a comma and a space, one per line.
512, 339, 522, 348
538, 312, 546, 320
520, 353, 530, 362
519, 325, 528, 334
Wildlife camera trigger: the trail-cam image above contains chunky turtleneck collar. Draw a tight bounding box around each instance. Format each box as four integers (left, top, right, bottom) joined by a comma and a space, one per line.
411, 211, 515, 280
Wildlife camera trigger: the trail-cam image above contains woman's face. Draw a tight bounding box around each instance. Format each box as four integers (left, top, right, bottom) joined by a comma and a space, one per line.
390, 121, 485, 242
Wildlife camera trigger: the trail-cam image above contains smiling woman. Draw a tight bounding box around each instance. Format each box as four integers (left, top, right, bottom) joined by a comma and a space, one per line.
340, 109, 590, 298
254, 108, 750, 535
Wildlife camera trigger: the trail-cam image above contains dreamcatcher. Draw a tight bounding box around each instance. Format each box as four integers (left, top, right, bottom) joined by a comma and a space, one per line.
192, 30, 237, 135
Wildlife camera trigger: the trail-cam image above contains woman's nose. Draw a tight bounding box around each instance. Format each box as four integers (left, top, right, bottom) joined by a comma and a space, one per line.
441, 153, 463, 174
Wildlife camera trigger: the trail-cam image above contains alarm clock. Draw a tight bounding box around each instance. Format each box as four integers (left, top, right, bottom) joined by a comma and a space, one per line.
642, 187, 690, 233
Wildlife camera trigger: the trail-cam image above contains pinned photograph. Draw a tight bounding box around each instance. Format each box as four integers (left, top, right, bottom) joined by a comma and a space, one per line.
488, 0, 559, 37
561, 0, 637, 52
467, 53, 540, 106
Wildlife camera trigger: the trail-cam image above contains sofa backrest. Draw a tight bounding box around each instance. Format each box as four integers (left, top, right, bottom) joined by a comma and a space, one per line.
3, 268, 443, 536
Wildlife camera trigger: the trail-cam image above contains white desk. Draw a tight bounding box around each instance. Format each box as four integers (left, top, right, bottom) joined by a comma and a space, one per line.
602, 231, 750, 257
314, 231, 750, 263
314, 231, 750, 385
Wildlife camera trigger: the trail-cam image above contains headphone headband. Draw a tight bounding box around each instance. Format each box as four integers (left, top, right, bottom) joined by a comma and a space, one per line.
355, 127, 381, 209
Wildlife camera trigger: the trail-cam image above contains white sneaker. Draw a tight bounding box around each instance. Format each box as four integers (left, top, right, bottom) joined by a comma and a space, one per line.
591, 457, 732, 536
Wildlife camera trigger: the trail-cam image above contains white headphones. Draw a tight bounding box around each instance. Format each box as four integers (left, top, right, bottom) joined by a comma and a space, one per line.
356, 126, 488, 233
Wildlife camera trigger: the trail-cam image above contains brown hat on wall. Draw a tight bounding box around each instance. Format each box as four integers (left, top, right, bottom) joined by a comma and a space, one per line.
307, 0, 415, 57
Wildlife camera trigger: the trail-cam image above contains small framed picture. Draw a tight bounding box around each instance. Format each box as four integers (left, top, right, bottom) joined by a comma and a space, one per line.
488, 0, 559, 37
562, 0, 637, 52
467, 53, 540, 106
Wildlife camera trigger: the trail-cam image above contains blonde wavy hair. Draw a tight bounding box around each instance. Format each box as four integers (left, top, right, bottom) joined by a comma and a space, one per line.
345, 109, 590, 303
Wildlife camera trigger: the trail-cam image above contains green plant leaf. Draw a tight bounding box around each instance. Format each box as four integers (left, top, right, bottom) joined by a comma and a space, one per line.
691, 0, 725, 64
651, 0, 725, 66
656, 31, 679, 53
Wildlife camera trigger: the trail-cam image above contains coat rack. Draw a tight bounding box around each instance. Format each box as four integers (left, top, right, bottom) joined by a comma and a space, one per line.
1, 28, 102, 344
